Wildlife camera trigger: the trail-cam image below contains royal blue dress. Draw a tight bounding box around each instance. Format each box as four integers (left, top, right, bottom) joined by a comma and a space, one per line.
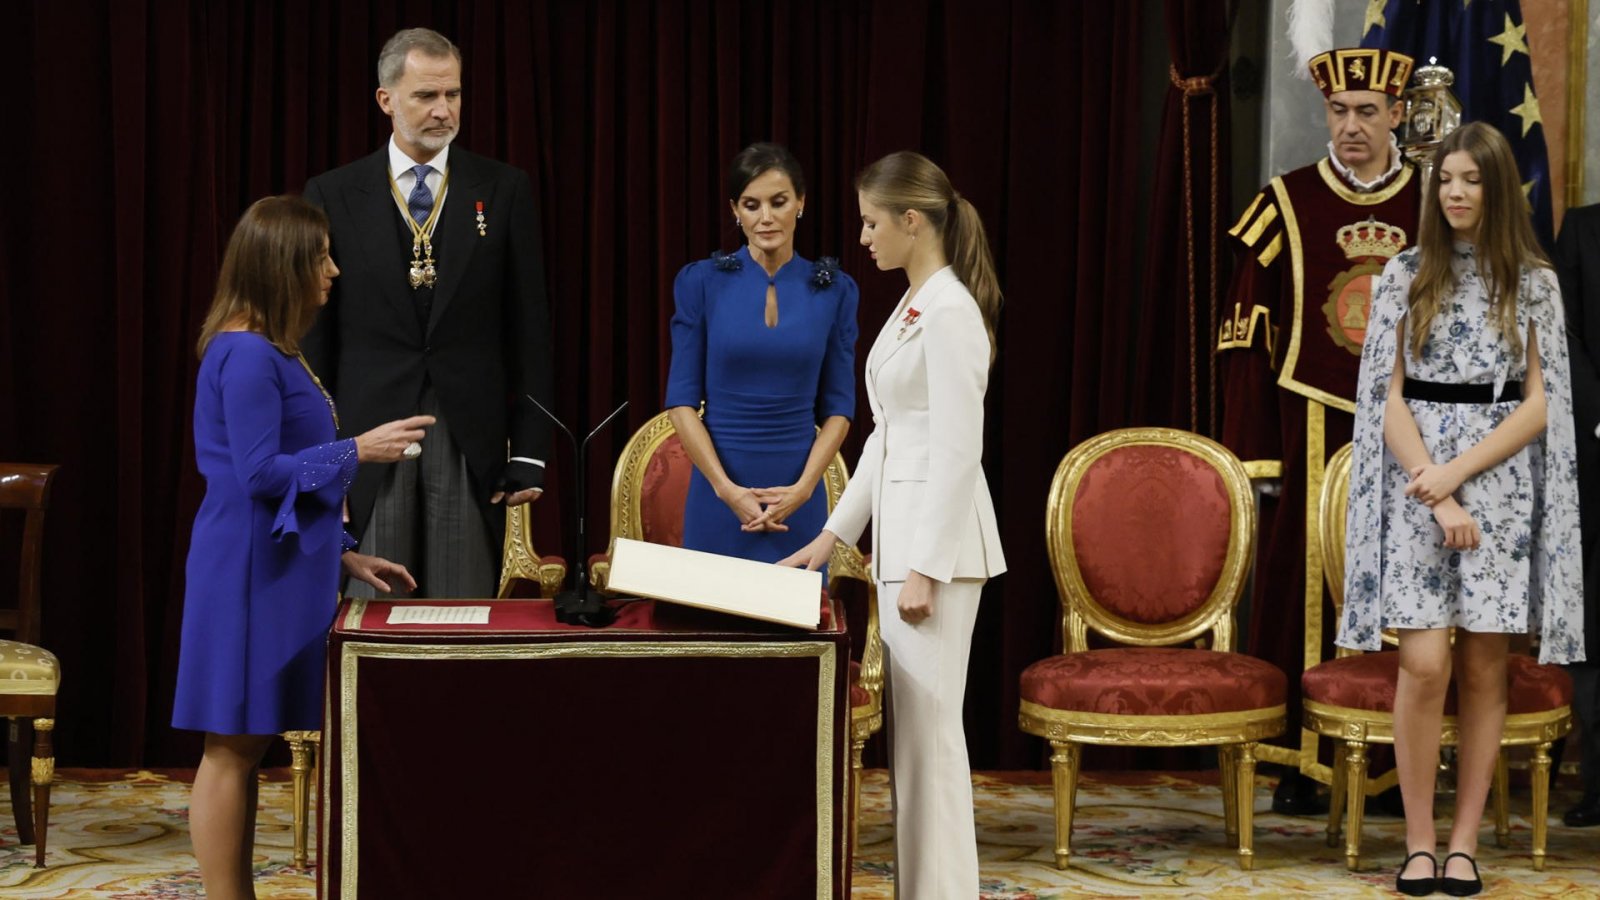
665, 247, 859, 566
172, 333, 358, 735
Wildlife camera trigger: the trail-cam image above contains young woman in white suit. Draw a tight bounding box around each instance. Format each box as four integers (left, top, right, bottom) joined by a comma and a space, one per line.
781, 151, 1006, 898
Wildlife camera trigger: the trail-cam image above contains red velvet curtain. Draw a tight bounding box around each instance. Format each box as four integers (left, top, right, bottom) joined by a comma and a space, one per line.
1136, 0, 1234, 436
4, 0, 1205, 768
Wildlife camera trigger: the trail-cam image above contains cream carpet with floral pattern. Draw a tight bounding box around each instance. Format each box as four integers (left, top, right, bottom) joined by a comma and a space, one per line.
1, 769, 1596, 897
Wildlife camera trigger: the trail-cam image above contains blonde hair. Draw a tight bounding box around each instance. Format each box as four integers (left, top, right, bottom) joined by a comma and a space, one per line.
197, 196, 329, 358
1408, 121, 1549, 359
856, 151, 1003, 365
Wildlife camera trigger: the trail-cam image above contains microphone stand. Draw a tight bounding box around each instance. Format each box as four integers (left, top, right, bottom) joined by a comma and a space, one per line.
525, 395, 629, 626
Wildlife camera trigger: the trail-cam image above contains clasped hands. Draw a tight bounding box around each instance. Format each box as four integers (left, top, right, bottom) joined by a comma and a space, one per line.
1405, 460, 1480, 551
721, 482, 809, 532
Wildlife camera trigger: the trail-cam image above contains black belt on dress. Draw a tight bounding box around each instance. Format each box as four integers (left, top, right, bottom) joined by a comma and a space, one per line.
1401, 377, 1522, 403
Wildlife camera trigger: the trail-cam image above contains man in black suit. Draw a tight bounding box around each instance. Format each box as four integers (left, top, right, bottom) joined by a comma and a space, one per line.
1557, 202, 1600, 827
303, 27, 553, 598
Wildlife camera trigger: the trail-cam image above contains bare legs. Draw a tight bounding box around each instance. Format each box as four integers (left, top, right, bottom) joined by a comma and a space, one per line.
191, 732, 274, 900
1392, 628, 1509, 881
1447, 632, 1508, 879
1395, 628, 1451, 879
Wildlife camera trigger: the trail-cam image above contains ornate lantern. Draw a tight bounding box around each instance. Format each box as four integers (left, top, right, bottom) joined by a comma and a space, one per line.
1399, 57, 1462, 182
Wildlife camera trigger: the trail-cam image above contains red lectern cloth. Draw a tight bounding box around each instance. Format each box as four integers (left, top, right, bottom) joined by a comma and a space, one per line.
320, 597, 850, 900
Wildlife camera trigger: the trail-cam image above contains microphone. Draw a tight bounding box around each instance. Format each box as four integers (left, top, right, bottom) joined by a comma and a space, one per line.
524, 395, 629, 626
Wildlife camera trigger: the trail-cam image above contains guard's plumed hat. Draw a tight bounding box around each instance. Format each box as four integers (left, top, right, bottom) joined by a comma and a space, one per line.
1308, 47, 1414, 98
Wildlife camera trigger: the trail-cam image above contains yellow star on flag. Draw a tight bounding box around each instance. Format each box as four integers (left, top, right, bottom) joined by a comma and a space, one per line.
1487, 13, 1530, 65
1510, 83, 1542, 137
1364, 0, 1387, 38
1523, 180, 1535, 199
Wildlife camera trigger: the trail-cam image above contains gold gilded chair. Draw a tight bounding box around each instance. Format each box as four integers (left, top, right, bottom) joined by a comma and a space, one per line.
586, 410, 884, 855
0, 462, 61, 868
284, 502, 564, 867
497, 500, 569, 598
1301, 443, 1573, 871
1018, 428, 1286, 870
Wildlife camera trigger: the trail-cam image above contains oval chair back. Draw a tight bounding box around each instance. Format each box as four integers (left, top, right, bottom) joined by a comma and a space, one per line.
1046, 427, 1255, 652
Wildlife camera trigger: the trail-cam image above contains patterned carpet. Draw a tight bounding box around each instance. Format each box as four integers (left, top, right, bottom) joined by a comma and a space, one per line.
0, 769, 1595, 897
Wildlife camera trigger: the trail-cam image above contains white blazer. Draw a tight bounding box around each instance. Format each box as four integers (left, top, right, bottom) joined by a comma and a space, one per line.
825, 266, 1006, 584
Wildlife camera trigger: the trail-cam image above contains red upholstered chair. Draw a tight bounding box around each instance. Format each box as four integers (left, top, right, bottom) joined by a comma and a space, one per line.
0, 462, 61, 868
1302, 443, 1573, 871
586, 410, 884, 855
1018, 428, 1286, 871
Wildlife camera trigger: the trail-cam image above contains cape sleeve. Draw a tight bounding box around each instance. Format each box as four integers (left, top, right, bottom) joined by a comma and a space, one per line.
1336, 252, 1414, 653
1524, 267, 1586, 663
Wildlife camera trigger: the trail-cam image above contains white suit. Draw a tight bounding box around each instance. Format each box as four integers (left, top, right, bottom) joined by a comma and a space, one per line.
825, 265, 1005, 898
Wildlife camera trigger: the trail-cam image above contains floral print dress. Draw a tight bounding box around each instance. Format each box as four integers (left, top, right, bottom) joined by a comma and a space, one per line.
1339, 242, 1585, 664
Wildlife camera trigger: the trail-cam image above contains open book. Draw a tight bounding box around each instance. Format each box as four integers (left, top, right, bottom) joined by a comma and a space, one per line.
605, 537, 822, 629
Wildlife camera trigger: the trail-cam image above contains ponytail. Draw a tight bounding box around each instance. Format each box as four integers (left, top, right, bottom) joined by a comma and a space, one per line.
945, 196, 1002, 366
857, 151, 1004, 366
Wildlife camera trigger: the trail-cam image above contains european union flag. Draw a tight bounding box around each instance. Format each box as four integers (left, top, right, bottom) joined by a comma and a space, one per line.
1361, 0, 1553, 248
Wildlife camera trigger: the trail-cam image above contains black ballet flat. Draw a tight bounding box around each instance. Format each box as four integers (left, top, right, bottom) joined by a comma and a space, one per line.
1440, 852, 1482, 896
1396, 850, 1438, 896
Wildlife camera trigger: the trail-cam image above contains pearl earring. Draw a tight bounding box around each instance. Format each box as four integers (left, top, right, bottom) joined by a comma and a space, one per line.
798, 209, 804, 219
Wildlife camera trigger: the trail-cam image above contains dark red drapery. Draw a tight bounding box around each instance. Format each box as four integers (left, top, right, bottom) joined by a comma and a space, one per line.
3, 0, 1221, 768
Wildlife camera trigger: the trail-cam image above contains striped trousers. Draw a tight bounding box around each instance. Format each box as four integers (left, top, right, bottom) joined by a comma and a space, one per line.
345, 386, 498, 599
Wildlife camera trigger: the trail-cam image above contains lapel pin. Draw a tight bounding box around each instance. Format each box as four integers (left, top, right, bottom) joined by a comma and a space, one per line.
897, 307, 922, 340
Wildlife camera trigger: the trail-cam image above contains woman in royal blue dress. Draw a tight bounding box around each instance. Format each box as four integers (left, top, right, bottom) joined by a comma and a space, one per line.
666, 143, 859, 564
173, 196, 433, 900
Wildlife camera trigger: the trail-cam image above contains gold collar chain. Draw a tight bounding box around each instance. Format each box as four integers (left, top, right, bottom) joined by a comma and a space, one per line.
387, 167, 451, 289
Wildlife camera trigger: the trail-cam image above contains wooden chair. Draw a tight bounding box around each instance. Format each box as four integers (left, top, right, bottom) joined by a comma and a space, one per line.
1018, 428, 1286, 870
586, 409, 884, 855
284, 502, 564, 868
0, 462, 61, 868
1301, 443, 1573, 871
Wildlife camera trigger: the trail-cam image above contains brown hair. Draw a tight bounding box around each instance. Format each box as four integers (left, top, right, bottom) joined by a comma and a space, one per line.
856, 151, 1003, 365
197, 196, 329, 358
1407, 121, 1549, 359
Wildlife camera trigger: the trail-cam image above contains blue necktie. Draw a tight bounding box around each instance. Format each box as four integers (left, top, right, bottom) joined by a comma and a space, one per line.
407, 164, 434, 227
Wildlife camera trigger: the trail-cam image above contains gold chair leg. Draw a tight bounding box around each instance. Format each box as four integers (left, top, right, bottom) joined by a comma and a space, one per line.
30, 718, 54, 869
1493, 750, 1510, 849
1219, 744, 1238, 842
1342, 740, 1369, 872
1234, 742, 1258, 871
1326, 746, 1348, 848
1531, 741, 1553, 872
849, 738, 865, 860
287, 733, 315, 869
1048, 740, 1082, 870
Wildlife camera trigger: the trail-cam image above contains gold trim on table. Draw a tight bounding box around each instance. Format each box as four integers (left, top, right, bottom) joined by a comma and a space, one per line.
335, 639, 839, 899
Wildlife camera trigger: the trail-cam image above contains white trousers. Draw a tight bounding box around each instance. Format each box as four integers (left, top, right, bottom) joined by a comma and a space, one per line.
877, 577, 984, 899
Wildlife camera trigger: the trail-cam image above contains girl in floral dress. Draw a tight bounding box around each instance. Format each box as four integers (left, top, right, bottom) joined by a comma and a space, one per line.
1341, 121, 1583, 897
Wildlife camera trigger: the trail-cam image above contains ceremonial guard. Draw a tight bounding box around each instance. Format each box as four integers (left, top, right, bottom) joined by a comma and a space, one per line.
1216, 46, 1420, 811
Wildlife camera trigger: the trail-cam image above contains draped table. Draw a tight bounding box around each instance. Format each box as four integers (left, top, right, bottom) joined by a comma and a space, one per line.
318, 596, 850, 899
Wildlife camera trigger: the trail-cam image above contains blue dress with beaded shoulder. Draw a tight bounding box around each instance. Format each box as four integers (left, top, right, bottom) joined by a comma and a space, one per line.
665, 247, 859, 568
172, 332, 359, 735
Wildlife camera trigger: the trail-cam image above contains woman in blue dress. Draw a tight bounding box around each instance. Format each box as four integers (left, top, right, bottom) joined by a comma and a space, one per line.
173, 196, 432, 900
665, 143, 859, 566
